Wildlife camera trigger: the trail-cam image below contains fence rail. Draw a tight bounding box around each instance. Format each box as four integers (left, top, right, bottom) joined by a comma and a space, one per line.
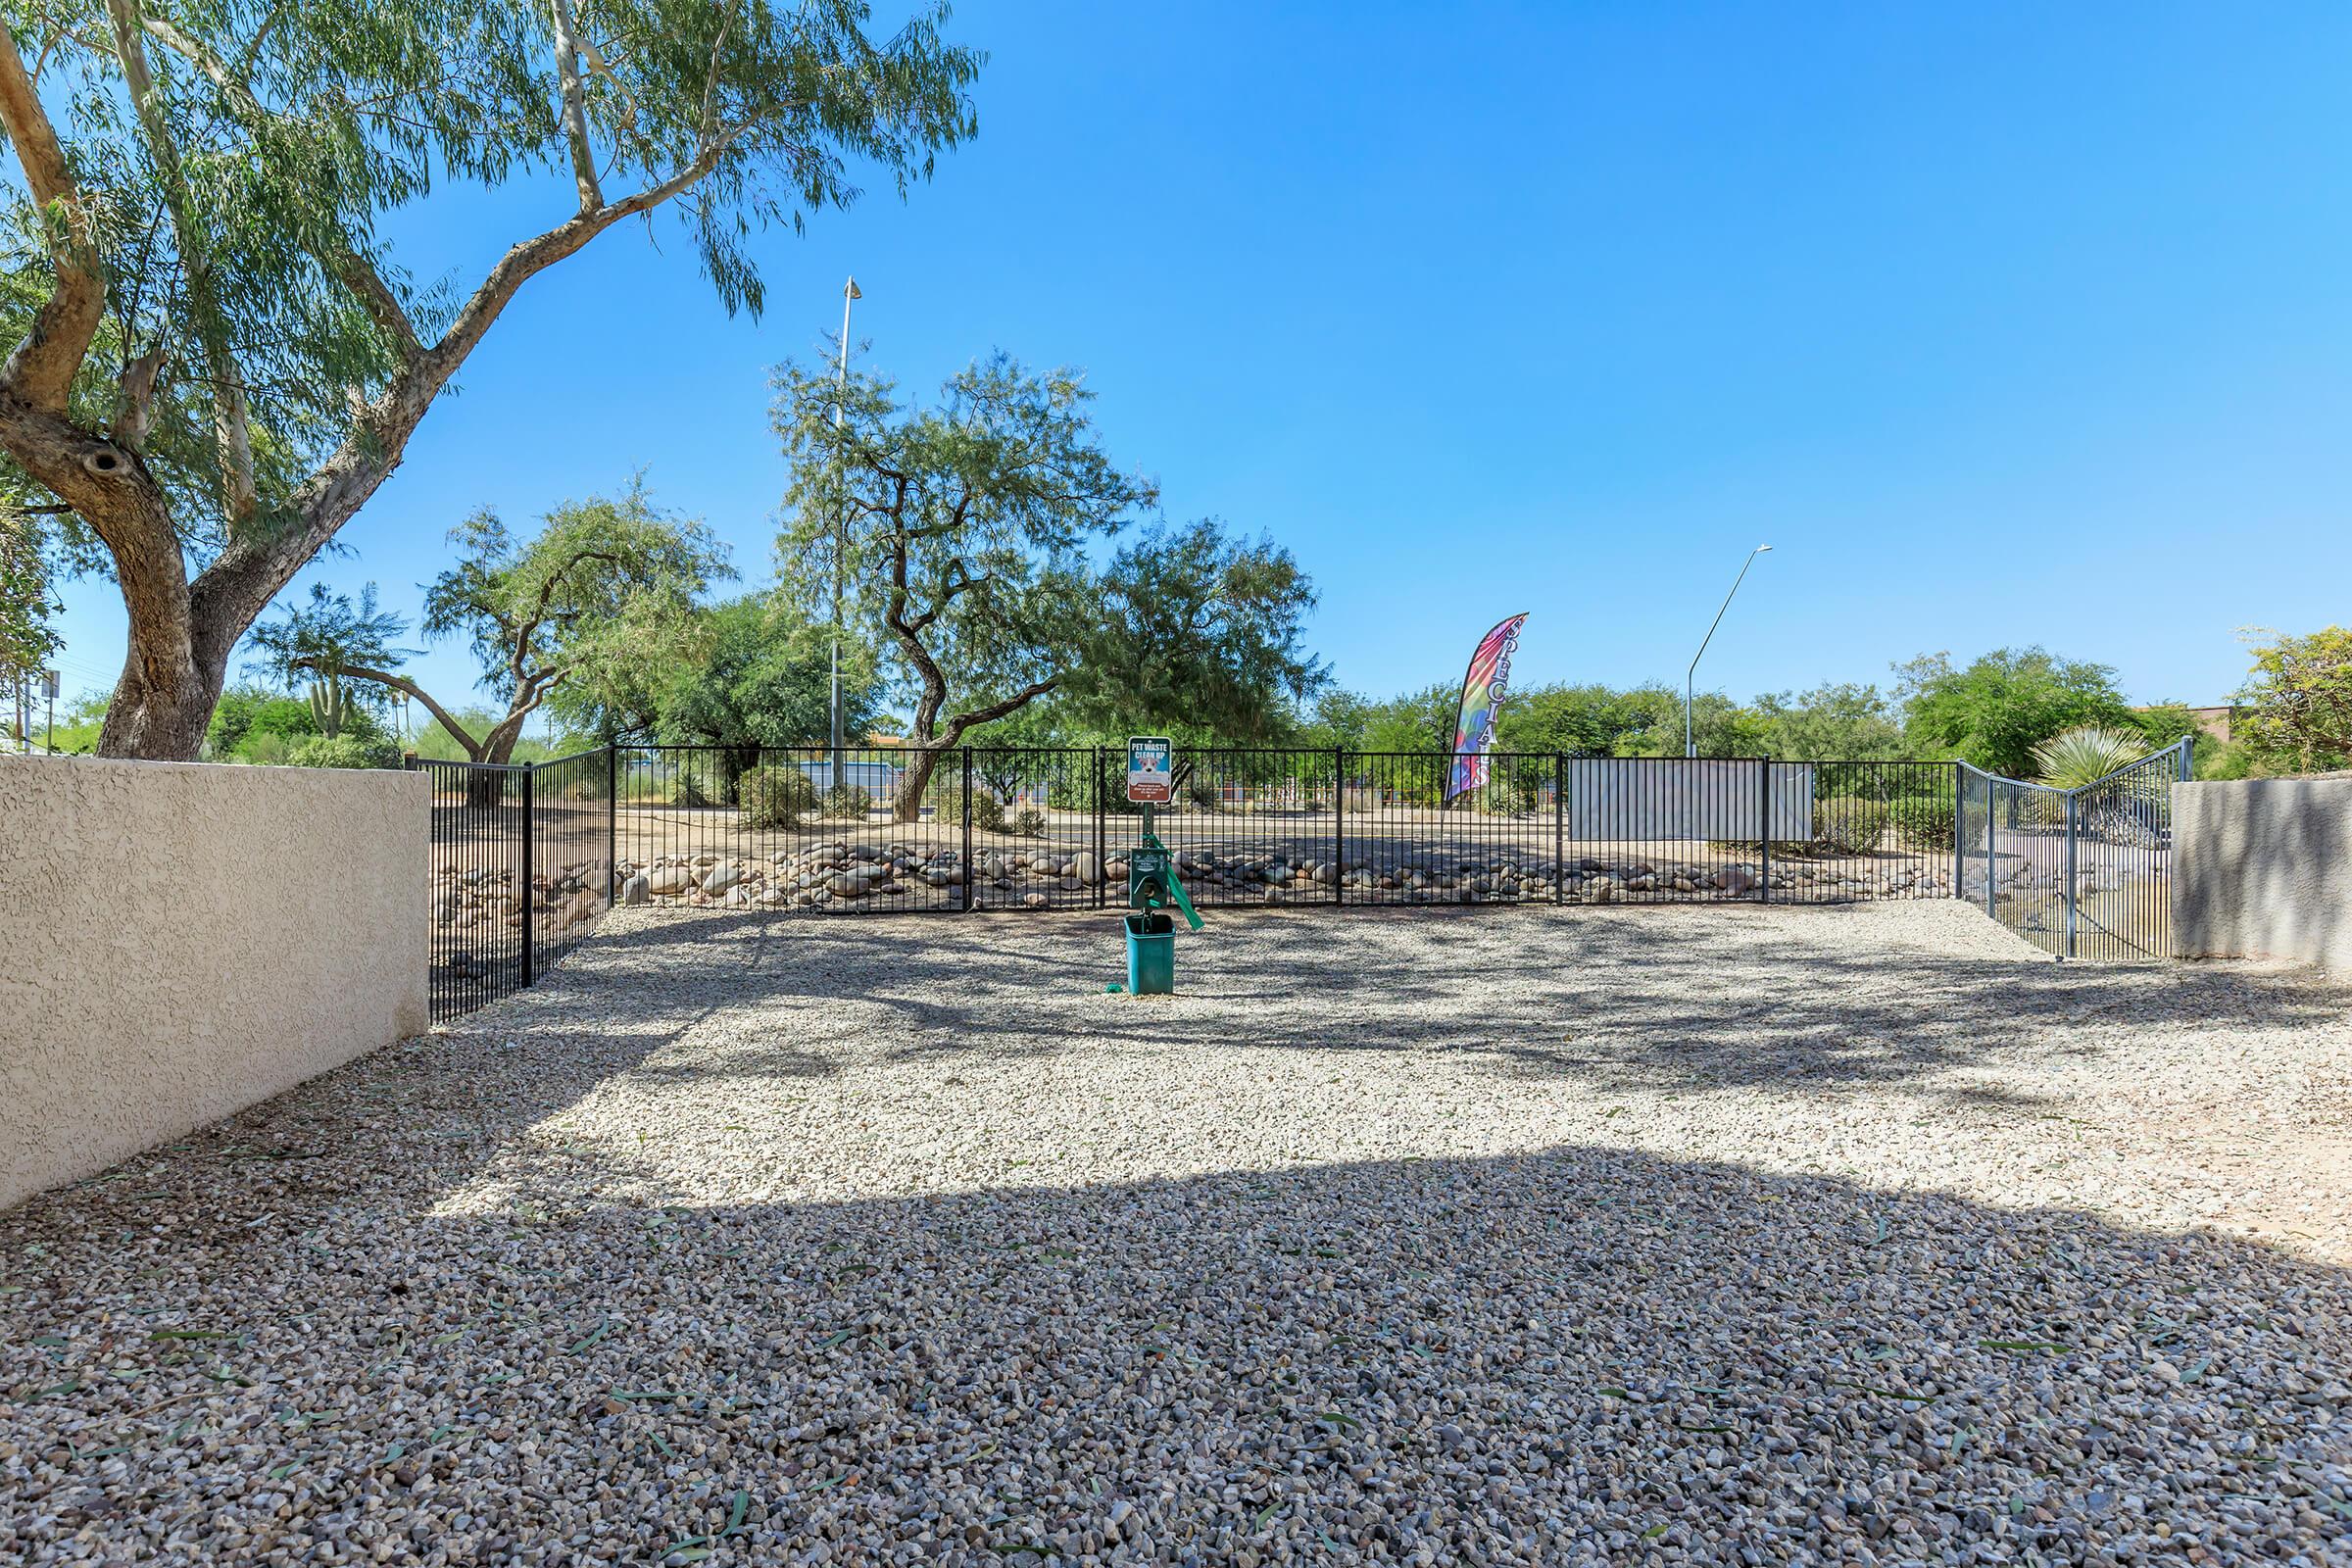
420, 747, 1984, 1021
1957, 739, 2191, 961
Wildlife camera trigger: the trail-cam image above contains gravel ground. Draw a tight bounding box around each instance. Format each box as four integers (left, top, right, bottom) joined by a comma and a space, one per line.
4, 901, 2349, 1566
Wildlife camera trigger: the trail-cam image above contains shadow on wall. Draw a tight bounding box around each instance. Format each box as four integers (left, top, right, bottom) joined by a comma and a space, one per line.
2175, 777, 2352, 974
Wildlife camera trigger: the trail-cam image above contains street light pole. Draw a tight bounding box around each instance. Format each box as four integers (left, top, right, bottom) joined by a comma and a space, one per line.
1686, 544, 1772, 758
829, 276, 860, 797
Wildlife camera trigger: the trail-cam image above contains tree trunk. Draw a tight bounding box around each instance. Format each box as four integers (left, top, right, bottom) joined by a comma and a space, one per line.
462, 710, 535, 809
718, 744, 760, 805
895, 742, 950, 823
97, 641, 224, 760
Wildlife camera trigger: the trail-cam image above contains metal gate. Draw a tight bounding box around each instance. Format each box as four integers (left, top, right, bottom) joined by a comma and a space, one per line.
1957, 739, 2191, 960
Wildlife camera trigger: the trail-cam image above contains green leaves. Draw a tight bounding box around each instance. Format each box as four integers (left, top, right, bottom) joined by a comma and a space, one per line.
2, 0, 980, 759
2030, 726, 2151, 789
1895, 647, 2141, 777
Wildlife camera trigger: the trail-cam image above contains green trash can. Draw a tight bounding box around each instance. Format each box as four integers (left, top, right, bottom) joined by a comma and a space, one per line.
1125, 911, 1175, 995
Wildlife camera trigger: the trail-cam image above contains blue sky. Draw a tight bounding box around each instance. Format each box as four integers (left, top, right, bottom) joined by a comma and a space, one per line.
44, 1, 2352, 722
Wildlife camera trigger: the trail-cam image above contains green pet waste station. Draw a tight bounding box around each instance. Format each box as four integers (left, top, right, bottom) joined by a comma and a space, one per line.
1122, 826, 1201, 995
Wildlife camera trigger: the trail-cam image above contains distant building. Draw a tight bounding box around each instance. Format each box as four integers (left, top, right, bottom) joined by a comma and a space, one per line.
2144, 705, 2236, 744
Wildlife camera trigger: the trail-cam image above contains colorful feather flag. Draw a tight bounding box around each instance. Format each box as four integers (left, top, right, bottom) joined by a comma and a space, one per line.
1446, 612, 1529, 802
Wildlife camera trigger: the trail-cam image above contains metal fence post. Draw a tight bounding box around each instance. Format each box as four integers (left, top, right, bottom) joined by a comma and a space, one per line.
2063, 789, 2079, 960
519, 764, 535, 988
1757, 760, 1772, 904
1984, 778, 1997, 917
961, 748, 975, 912
1330, 746, 1345, 906
1951, 763, 1964, 901
1094, 747, 1107, 909
1553, 753, 1566, 905
606, 744, 618, 904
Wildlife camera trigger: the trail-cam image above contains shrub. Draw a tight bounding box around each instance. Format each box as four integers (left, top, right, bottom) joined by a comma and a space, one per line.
286, 734, 400, 769
2032, 725, 2148, 790
824, 783, 874, 820
1010, 807, 1047, 836
1813, 796, 1890, 855
1890, 797, 1955, 852
740, 765, 817, 830
1187, 777, 1221, 809
939, 783, 1006, 831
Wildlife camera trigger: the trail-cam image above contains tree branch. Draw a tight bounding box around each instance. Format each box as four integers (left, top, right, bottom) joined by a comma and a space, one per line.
195, 129, 757, 646
138, 15, 423, 367
104, 0, 257, 525
940, 677, 1060, 743
0, 19, 105, 412
298, 657, 481, 758
546, 0, 604, 211
111, 339, 169, 451
501, 546, 617, 694
573, 30, 643, 129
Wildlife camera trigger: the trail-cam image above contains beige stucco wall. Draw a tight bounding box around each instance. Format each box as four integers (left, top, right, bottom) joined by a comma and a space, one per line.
2173, 777, 2352, 973
0, 757, 427, 1209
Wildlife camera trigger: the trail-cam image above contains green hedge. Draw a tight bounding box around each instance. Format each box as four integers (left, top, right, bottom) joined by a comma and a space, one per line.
287, 734, 402, 769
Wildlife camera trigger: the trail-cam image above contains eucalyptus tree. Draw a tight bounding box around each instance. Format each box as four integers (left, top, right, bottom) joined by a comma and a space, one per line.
0, 0, 979, 758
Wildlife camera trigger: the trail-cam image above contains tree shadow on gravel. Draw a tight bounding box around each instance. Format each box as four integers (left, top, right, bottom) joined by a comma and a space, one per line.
3, 1126, 2347, 1564
510, 904, 2352, 1107
88, 899, 2322, 1263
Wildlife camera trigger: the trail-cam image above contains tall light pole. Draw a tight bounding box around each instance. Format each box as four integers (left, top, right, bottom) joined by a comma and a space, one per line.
829, 275, 860, 794
1686, 544, 1772, 758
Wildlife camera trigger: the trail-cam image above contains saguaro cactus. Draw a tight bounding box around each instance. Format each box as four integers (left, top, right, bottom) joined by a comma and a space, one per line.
308, 667, 351, 739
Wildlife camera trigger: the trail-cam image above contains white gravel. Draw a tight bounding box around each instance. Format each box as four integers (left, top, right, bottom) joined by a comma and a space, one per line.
4, 901, 2348, 1565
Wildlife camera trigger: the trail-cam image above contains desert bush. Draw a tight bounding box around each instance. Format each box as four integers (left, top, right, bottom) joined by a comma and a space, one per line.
939, 783, 1007, 831
1813, 796, 1890, 854
286, 734, 400, 769
824, 783, 874, 820
1890, 797, 1955, 852
741, 765, 817, 830
1010, 807, 1047, 836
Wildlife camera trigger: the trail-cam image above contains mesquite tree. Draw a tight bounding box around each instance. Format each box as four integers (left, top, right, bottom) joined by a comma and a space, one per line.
2238, 626, 2352, 773
773, 352, 1323, 820
271, 489, 727, 789
243, 579, 414, 736
0, 0, 978, 759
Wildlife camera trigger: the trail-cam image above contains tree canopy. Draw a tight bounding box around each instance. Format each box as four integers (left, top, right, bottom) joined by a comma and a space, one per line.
650, 595, 881, 750
2236, 626, 2352, 774
773, 351, 1321, 817
1059, 520, 1325, 743
283, 483, 728, 766
1894, 647, 2141, 776
0, 0, 979, 757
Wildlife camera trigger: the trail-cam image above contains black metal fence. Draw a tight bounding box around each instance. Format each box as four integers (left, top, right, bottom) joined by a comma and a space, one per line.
421, 747, 1980, 1019
421, 742, 2204, 1022
420, 750, 611, 1020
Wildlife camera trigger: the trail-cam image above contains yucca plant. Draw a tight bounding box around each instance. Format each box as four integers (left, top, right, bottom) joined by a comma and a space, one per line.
2032, 726, 2147, 790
